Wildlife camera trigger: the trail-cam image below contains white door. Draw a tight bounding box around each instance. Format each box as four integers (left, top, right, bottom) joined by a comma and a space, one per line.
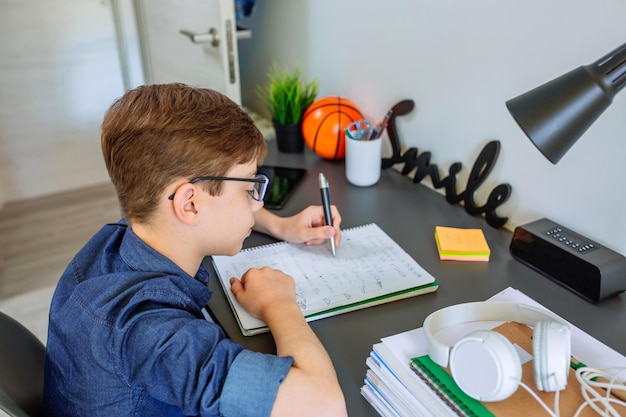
134, 0, 244, 104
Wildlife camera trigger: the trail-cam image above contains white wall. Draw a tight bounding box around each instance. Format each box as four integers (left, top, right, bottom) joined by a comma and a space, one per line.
238, 0, 626, 255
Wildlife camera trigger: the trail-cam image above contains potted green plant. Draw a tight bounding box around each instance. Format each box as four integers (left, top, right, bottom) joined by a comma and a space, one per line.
257, 65, 319, 153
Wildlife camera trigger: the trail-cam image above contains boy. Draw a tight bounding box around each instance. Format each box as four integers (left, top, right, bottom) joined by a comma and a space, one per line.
44, 83, 348, 417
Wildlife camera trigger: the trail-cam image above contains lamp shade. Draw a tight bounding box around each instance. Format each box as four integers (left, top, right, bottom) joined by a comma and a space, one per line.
506, 43, 626, 164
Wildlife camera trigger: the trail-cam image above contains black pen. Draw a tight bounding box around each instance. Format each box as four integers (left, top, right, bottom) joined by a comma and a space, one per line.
318, 173, 336, 256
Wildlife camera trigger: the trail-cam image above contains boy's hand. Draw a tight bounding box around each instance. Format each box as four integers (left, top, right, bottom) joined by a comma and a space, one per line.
254, 205, 342, 247
230, 267, 298, 320
284, 205, 342, 246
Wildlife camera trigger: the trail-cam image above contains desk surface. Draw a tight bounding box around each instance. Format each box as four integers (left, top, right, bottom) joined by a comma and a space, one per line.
204, 142, 626, 416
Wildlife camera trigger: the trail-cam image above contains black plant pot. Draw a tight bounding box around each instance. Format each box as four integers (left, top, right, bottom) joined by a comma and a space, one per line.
273, 121, 305, 153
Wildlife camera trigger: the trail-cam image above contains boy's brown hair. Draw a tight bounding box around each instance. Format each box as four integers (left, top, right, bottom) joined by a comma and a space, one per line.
101, 83, 267, 224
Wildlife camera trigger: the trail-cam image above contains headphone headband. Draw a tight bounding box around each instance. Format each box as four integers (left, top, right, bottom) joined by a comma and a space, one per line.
423, 302, 568, 367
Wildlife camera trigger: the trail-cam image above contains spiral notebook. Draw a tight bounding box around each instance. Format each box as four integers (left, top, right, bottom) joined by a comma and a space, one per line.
211, 223, 438, 336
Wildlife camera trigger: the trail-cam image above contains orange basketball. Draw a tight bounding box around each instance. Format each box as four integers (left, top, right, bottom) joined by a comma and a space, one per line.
302, 96, 363, 159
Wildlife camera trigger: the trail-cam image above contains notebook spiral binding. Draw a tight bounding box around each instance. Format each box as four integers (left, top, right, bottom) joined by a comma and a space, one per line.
240, 223, 375, 252
409, 358, 476, 417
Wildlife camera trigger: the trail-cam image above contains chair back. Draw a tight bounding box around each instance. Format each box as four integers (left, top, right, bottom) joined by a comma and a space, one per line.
0, 311, 45, 417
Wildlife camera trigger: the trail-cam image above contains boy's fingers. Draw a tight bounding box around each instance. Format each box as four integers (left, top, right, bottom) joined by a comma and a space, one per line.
230, 277, 242, 295
304, 226, 338, 246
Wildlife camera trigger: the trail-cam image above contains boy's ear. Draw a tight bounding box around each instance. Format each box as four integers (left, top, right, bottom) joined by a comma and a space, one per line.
171, 183, 199, 224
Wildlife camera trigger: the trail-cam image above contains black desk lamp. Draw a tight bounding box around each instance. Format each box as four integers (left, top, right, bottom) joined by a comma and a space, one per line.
506, 42, 626, 164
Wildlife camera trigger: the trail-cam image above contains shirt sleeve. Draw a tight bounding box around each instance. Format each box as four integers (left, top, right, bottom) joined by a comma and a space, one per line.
219, 350, 293, 417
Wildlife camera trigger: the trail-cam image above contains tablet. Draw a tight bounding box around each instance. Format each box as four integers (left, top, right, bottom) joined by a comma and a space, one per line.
258, 165, 307, 210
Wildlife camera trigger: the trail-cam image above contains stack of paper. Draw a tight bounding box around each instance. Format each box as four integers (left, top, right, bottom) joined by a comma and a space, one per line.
361, 336, 457, 417
361, 287, 626, 417
434, 226, 490, 262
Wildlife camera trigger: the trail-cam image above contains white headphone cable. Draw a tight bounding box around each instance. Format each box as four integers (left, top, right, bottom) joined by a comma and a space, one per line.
573, 366, 626, 417
518, 380, 559, 417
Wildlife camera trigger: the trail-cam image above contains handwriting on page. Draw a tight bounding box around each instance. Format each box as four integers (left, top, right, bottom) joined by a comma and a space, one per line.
213, 224, 432, 317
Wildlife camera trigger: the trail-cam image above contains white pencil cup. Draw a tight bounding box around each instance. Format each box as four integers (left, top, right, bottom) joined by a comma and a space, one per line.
345, 137, 382, 187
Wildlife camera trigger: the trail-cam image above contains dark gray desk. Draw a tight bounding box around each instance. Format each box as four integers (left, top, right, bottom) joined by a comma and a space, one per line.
204, 142, 626, 416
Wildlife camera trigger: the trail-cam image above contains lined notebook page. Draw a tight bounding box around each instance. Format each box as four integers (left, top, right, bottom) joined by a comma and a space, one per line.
211, 223, 437, 335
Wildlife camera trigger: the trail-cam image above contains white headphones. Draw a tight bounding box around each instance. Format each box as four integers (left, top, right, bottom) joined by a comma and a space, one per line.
423, 302, 571, 402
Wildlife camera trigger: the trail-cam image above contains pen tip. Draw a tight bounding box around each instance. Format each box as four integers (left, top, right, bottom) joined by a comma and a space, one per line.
318, 173, 328, 188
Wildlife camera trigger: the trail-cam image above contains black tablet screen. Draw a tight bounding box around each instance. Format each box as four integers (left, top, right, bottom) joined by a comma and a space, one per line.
258, 165, 307, 210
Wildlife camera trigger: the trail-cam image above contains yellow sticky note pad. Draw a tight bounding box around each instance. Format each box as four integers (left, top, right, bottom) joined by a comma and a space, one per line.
435, 226, 490, 261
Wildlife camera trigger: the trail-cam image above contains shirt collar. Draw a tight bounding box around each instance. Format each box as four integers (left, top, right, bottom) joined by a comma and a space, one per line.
119, 225, 211, 286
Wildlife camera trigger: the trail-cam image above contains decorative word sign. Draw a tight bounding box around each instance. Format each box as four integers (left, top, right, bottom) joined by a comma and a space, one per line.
381, 99, 511, 228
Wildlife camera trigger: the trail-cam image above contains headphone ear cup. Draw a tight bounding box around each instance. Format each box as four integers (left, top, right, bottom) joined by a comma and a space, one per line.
449, 330, 522, 402
532, 321, 571, 392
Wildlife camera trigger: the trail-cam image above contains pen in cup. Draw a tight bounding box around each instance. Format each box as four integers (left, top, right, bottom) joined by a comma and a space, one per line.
318, 173, 336, 257
377, 109, 393, 139
367, 108, 393, 141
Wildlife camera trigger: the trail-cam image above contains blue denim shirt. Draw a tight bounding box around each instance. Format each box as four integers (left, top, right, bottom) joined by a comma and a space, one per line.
44, 221, 292, 417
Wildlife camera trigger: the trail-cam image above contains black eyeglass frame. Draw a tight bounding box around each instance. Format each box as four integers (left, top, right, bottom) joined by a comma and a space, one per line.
167, 174, 270, 201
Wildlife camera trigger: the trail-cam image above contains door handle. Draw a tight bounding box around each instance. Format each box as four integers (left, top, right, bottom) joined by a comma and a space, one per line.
179, 28, 220, 47
179, 27, 252, 47
179, 21, 240, 85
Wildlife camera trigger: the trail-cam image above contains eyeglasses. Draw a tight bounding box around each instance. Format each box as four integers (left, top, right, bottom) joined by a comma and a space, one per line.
167, 174, 270, 202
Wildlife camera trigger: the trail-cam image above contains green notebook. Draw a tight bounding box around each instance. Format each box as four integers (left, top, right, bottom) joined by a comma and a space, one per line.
410, 355, 494, 417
